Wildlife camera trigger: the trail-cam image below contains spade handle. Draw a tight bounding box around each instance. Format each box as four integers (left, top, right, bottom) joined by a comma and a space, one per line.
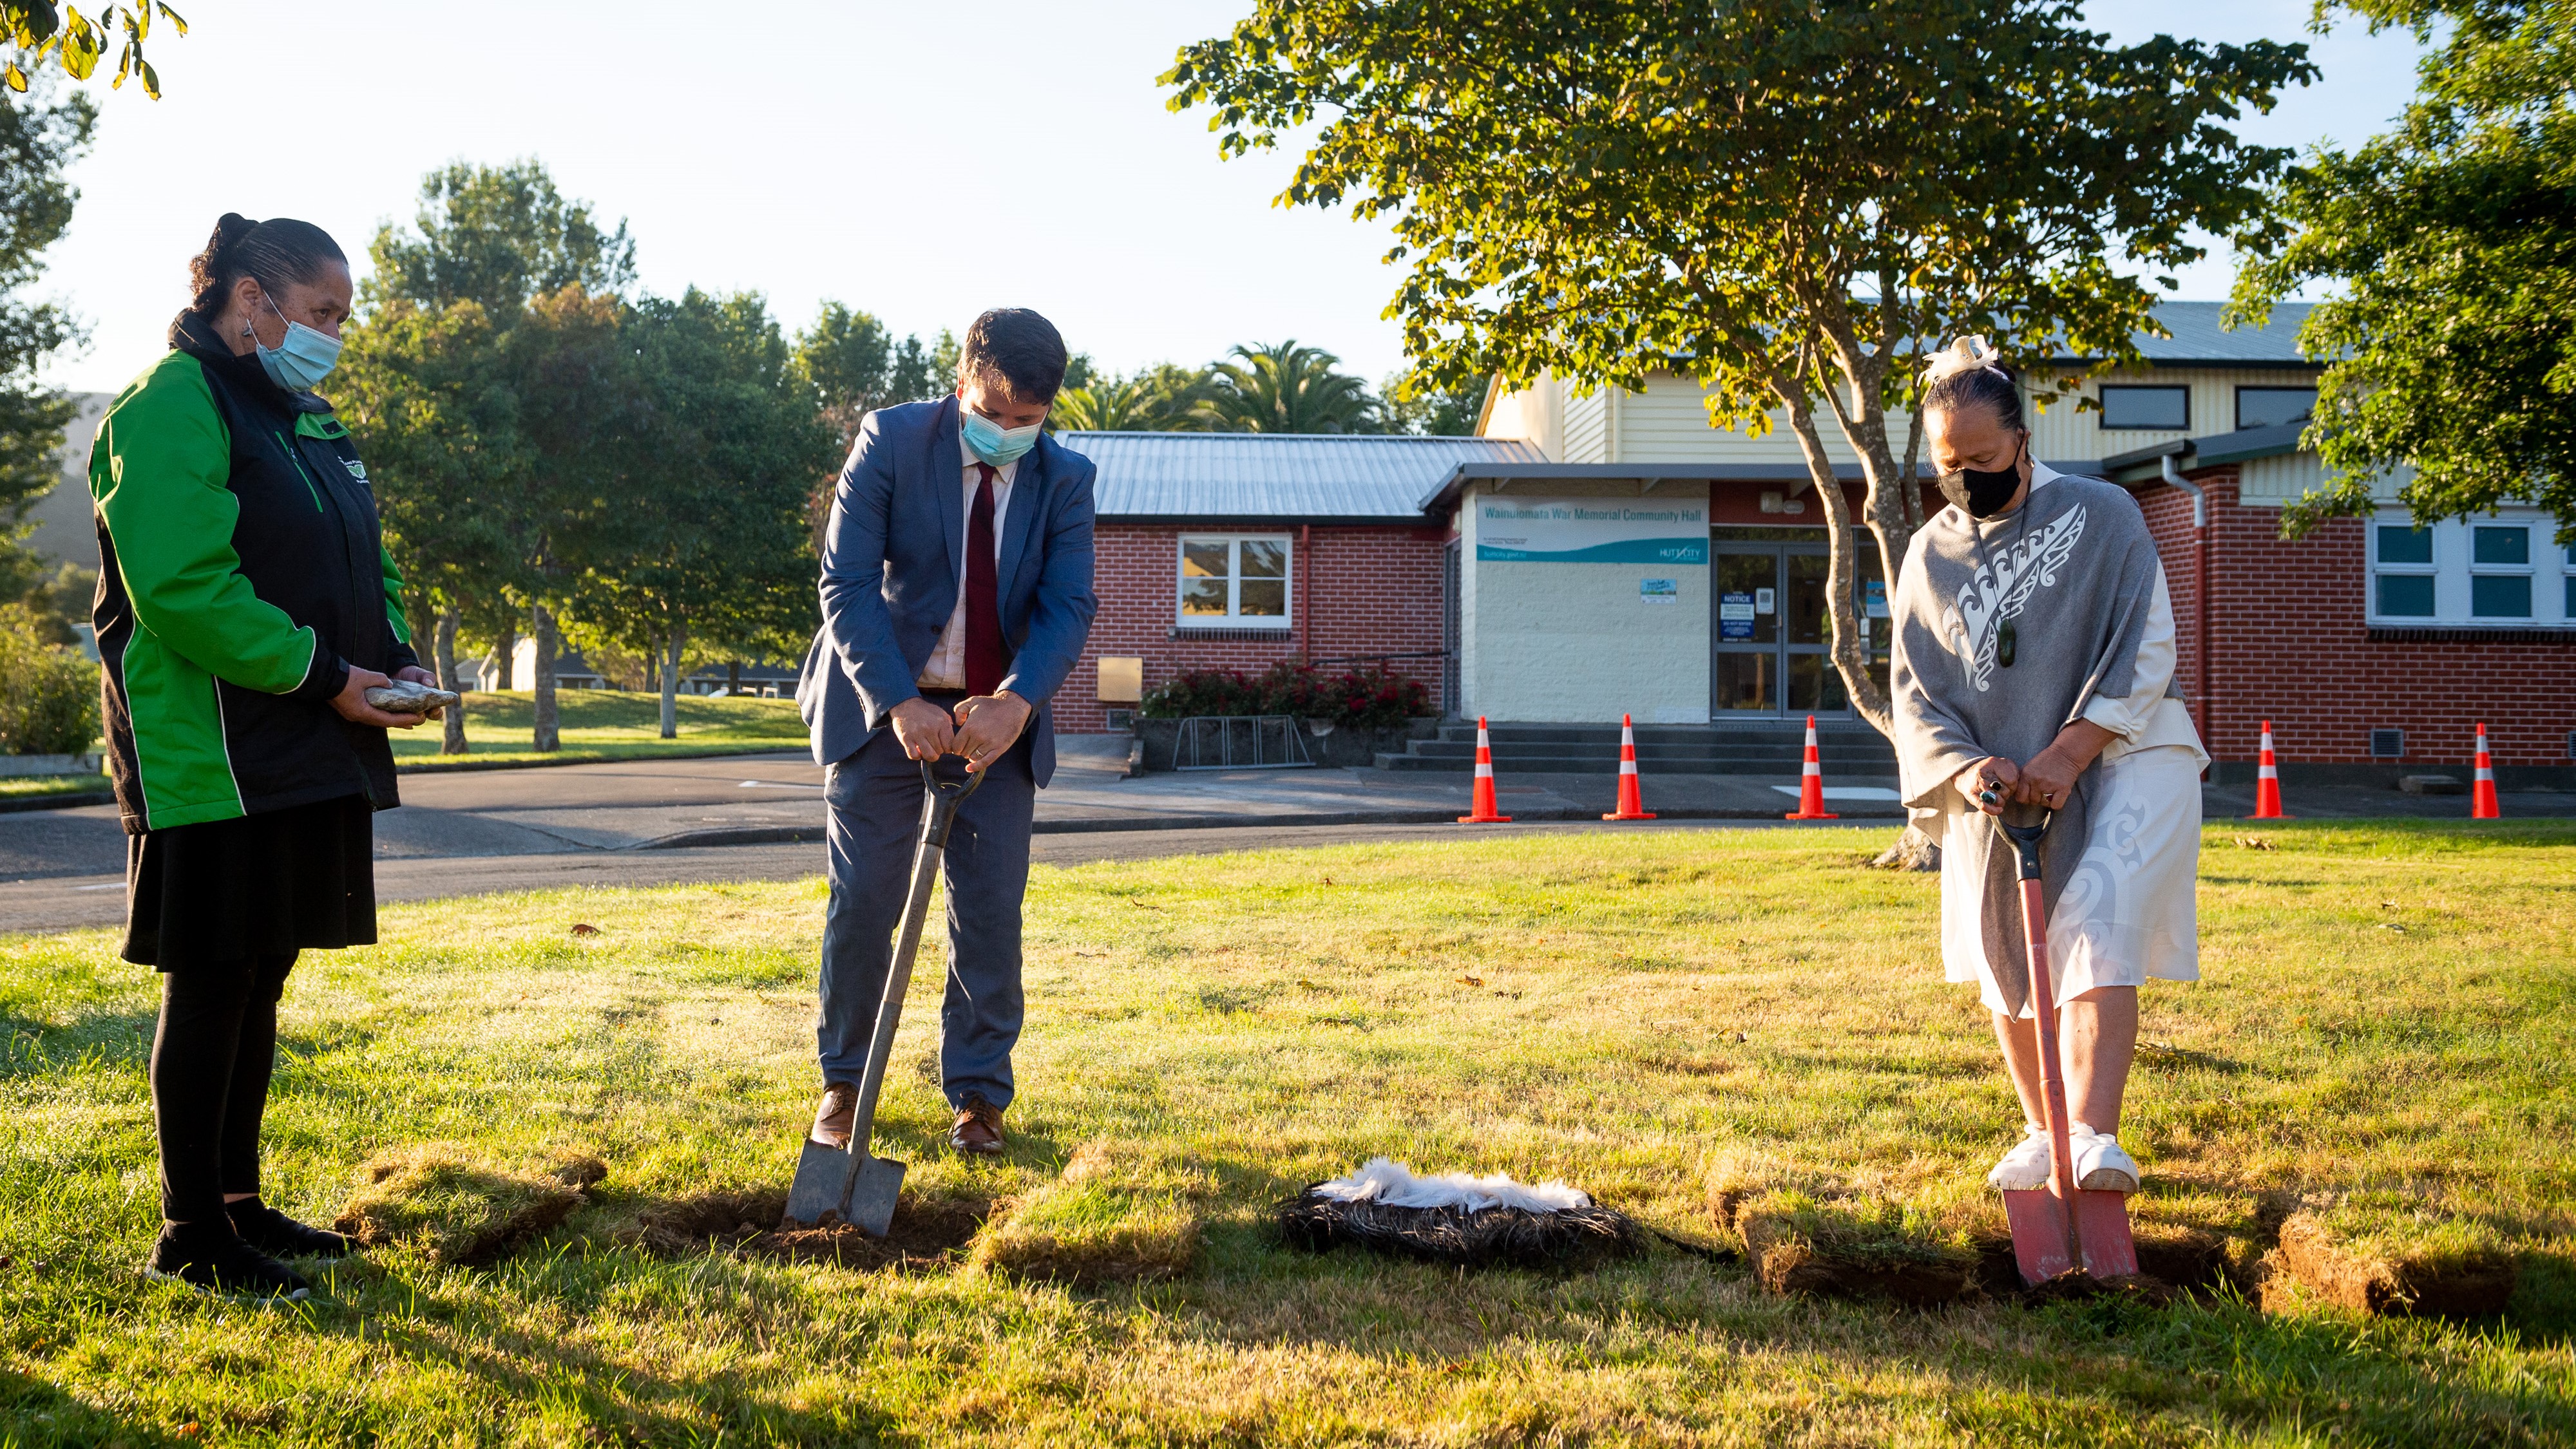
841, 759, 987, 1162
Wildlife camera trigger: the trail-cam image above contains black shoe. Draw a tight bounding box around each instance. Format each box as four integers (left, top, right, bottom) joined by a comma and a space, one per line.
228, 1198, 358, 1260
144, 1224, 310, 1300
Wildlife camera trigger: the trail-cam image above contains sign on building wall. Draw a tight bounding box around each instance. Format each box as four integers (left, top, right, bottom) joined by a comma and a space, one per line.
1476, 498, 1709, 564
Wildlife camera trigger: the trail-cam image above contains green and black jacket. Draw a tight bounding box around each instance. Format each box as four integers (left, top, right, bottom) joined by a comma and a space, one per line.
89, 312, 419, 833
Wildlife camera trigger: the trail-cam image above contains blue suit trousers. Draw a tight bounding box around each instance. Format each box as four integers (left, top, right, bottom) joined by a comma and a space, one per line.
816, 722, 1035, 1111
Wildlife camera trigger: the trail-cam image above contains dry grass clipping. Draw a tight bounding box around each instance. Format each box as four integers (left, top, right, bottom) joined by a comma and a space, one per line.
970, 1139, 1208, 1288
333, 1144, 600, 1266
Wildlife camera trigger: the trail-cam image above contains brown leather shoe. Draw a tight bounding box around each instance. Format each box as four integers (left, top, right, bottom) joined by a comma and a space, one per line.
809, 1083, 858, 1149
949, 1095, 1005, 1155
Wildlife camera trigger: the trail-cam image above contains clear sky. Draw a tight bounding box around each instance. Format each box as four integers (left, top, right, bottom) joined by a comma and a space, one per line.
33, 1, 2428, 398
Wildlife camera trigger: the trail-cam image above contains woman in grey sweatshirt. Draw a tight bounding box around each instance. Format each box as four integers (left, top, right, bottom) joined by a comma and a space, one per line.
1889, 337, 2209, 1198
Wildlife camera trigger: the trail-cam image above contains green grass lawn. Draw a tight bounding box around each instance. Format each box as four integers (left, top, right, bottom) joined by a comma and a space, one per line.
2, 822, 2571, 1445
387, 690, 807, 770
0, 775, 106, 802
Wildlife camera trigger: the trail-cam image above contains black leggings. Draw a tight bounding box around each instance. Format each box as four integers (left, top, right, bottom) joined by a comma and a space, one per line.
149, 954, 296, 1227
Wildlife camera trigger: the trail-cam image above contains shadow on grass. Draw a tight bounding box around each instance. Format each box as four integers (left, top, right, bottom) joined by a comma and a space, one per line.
0, 1367, 186, 1448
0, 1005, 155, 1079
292, 1259, 921, 1446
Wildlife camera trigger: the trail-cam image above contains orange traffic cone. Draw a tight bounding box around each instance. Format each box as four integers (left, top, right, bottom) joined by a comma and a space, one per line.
1782, 714, 1840, 820
2471, 723, 2501, 819
2247, 720, 2289, 819
1603, 714, 1656, 820
1458, 716, 1513, 824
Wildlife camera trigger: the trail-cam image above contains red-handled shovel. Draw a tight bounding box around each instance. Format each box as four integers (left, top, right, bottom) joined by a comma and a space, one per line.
1996, 810, 2139, 1285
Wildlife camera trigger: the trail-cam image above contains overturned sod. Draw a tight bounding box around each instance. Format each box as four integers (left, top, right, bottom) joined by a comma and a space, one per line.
1, 822, 2571, 1444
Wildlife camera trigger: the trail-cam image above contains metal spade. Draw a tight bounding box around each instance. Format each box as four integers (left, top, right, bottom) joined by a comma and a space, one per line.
1994, 806, 2140, 1285
784, 757, 986, 1235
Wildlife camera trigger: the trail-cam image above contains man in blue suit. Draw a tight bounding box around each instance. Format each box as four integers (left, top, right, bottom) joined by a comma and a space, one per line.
796, 308, 1097, 1155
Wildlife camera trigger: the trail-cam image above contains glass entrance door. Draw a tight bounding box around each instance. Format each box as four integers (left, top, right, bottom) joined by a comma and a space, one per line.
1712, 534, 1888, 718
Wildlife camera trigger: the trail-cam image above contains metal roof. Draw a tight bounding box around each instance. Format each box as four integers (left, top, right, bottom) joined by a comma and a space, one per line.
1061, 431, 1547, 523
2048, 301, 2316, 366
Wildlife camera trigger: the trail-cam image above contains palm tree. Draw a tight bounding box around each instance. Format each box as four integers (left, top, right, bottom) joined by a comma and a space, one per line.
1198, 341, 1378, 433
1051, 364, 1221, 432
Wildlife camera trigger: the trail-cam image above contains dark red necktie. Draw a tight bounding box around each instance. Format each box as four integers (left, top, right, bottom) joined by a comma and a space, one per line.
964, 462, 1006, 696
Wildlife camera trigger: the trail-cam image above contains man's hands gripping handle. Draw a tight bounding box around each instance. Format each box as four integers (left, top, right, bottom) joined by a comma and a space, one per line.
890, 690, 1033, 775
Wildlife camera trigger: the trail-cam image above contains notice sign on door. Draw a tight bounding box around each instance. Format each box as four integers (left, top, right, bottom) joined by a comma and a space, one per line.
1477, 498, 1709, 564
1720, 591, 1756, 639
1640, 577, 1679, 605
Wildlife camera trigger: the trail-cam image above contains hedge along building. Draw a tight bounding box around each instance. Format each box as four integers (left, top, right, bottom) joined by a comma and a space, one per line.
1463, 301, 2576, 784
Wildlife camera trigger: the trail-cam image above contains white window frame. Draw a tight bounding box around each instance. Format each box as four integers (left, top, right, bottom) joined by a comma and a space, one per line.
2367, 509, 2572, 625
1176, 533, 1294, 629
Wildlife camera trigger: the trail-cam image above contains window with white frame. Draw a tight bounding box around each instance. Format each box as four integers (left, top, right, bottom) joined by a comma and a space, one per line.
2367, 510, 2575, 625
1177, 535, 1292, 628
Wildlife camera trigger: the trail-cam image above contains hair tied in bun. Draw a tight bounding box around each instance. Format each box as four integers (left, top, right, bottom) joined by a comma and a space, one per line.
1922, 335, 2006, 386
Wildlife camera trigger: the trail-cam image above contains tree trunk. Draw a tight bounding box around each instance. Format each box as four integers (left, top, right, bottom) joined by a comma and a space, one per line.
1775, 381, 1891, 735
531, 601, 559, 753
727, 659, 741, 696
434, 607, 469, 755
659, 621, 685, 739
491, 618, 517, 692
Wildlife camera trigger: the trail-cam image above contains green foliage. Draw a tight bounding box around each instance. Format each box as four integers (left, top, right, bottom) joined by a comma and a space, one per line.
367, 160, 636, 319
1140, 661, 1429, 727
1168, 0, 2314, 730
1377, 370, 1485, 436
2230, 0, 2576, 538
567, 287, 836, 732
791, 301, 952, 455
3, 1, 184, 96
0, 79, 92, 596
1051, 363, 1218, 432
1200, 339, 1375, 433
0, 599, 95, 753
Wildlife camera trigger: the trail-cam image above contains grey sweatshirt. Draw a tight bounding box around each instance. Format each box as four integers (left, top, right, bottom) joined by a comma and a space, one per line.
1889, 471, 2175, 1012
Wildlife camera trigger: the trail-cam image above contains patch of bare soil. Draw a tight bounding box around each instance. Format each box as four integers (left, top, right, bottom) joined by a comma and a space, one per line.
2267, 1213, 2519, 1318
1737, 1211, 1977, 1307
333, 1146, 600, 1267
615, 1188, 989, 1271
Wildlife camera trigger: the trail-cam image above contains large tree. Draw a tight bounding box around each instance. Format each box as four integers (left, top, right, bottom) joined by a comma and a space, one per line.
570, 289, 833, 737
0, 79, 91, 607
1169, 1, 2312, 739
2230, 0, 2576, 538
355, 160, 638, 750
1199, 339, 1376, 433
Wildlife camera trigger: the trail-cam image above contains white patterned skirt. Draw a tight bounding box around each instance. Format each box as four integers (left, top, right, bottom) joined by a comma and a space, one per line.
1938, 743, 2203, 1018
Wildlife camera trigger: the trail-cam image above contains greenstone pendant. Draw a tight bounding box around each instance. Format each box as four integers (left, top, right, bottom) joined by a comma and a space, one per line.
1998, 618, 2017, 668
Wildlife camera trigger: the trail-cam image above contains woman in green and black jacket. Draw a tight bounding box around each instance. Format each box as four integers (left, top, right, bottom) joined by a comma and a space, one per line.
92, 214, 435, 1298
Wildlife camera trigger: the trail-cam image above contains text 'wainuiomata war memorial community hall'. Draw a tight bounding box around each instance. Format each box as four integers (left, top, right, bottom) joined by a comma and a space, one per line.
1056, 303, 2576, 788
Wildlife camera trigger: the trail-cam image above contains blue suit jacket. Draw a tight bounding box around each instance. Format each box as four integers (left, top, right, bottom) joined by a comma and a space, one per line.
796, 395, 1098, 786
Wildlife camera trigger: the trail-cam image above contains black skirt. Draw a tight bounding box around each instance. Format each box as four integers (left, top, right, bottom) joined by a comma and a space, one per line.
123, 793, 377, 971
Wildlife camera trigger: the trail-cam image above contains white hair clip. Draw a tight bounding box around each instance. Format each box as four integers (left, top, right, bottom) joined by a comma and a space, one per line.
1922, 335, 2006, 384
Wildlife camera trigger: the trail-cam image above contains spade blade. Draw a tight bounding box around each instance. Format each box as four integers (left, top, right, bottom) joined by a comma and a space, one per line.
2002, 1188, 2077, 1285
784, 1138, 861, 1228
2074, 1191, 2139, 1278
844, 1154, 906, 1239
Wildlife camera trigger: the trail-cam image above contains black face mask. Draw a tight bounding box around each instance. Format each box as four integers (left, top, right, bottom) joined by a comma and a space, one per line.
1936, 435, 2028, 518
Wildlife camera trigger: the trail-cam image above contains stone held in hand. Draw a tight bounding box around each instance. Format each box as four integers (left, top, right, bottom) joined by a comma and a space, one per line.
365, 680, 461, 715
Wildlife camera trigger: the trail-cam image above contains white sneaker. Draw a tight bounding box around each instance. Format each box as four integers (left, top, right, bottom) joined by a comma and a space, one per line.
1986, 1123, 2053, 1191
2070, 1124, 2140, 1193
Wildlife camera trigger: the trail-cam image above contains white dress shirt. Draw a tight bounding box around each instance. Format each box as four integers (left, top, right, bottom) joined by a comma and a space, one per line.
915, 429, 1018, 691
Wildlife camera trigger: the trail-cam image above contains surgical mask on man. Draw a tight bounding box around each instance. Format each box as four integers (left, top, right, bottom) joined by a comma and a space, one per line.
1936, 434, 2027, 518
253, 292, 343, 393
961, 405, 1044, 466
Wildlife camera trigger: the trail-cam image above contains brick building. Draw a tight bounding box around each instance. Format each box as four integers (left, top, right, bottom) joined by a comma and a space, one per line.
1050, 432, 1541, 734
1449, 301, 2575, 782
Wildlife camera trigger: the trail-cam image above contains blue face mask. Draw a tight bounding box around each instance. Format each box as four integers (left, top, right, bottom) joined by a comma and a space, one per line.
960, 404, 1044, 465
254, 293, 343, 393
